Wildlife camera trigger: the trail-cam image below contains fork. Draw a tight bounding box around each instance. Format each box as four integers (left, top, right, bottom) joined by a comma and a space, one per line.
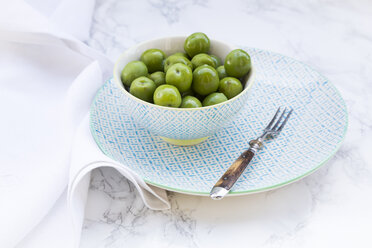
210, 107, 293, 200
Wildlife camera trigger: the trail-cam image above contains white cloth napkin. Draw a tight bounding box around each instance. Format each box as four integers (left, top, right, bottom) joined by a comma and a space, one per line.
0, 1, 170, 247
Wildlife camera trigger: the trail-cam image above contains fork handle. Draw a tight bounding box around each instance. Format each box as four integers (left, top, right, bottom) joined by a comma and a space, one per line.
210, 148, 256, 199
210, 139, 263, 200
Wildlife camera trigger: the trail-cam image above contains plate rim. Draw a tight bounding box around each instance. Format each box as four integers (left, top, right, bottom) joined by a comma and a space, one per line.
89, 48, 349, 196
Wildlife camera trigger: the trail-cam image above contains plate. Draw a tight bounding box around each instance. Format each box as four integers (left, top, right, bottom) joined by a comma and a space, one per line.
90, 48, 348, 195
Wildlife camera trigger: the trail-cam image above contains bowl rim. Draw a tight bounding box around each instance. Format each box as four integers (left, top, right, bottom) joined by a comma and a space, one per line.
113, 36, 256, 111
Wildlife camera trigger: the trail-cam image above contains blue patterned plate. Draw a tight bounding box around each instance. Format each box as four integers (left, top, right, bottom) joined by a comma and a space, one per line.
90, 48, 348, 195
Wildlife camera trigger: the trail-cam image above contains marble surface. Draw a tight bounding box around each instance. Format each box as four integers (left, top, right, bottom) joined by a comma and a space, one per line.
81, 0, 372, 247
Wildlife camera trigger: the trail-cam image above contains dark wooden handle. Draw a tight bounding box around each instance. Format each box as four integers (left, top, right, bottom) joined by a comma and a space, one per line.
214, 149, 255, 190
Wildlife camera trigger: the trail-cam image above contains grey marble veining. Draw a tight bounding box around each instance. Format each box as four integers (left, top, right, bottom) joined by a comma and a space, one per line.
81, 0, 372, 247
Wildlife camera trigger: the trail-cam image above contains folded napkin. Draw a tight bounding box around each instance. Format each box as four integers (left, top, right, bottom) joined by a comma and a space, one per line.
0, 1, 170, 247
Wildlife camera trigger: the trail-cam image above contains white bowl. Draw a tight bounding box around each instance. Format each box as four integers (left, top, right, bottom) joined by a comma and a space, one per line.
113, 36, 255, 145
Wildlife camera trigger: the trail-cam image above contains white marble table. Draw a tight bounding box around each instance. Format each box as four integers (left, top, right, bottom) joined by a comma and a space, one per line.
81, 0, 372, 247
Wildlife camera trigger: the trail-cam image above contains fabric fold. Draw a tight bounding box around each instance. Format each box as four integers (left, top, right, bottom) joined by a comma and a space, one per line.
0, 0, 170, 247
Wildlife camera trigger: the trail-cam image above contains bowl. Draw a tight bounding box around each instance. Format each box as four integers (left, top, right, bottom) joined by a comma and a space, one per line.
113, 36, 255, 146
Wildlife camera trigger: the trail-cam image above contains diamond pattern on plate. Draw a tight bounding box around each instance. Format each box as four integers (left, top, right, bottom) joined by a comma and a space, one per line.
90, 48, 347, 194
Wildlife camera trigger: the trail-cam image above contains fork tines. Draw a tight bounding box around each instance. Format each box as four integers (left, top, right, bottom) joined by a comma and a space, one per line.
265, 107, 293, 133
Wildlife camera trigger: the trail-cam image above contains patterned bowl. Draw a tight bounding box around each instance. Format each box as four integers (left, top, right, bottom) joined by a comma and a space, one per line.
113, 36, 256, 145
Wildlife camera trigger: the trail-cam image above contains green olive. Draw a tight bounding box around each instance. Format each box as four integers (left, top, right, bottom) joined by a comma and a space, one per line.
164, 54, 193, 73
149, 71, 165, 87
165, 63, 193, 93
184, 32, 210, 58
140, 49, 166, 73
216, 65, 227, 79
202, 92, 228, 106
180, 96, 202, 108
192, 65, 219, 96
121, 61, 148, 87
219, 77, 243, 99
129, 76, 157, 103
182, 89, 195, 97
172, 52, 190, 59
121, 33, 252, 108
191, 53, 215, 68
224, 49, 251, 78
153, 85, 182, 107
210, 55, 221, 68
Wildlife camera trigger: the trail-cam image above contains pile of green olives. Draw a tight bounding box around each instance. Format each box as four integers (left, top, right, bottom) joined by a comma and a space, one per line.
121, 32, 251, 108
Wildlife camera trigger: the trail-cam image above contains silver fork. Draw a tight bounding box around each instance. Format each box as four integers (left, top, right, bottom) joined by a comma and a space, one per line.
210, 107, 293, 200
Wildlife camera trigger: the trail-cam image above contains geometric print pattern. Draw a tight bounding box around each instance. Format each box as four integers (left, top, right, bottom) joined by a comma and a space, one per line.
112, 71, 253, 141
90, 48, 348, 195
